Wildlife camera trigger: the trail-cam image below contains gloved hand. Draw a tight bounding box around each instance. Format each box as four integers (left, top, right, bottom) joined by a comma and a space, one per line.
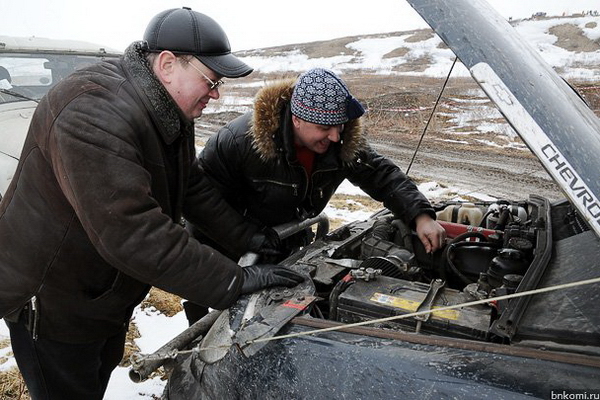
247, 227, 281, 257
241, 264, 305, 294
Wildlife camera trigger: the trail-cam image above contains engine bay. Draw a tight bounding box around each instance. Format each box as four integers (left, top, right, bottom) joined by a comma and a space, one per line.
289, 197, 552, 343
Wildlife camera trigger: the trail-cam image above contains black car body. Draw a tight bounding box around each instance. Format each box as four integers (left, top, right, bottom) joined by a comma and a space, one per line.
163, 202, 599, 399
143, 1, 600, 397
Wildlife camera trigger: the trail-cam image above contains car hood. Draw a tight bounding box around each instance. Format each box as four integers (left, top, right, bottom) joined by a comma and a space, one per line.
406, 0, 600, 239
0, 101, 35, 194
0, 35, 122, 56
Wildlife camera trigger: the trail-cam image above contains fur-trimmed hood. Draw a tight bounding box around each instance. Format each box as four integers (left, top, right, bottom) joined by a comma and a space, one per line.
249, 78, 367, 163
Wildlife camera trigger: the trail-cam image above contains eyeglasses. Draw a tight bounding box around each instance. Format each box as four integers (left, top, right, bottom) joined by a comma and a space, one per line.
185, 60, 225, 91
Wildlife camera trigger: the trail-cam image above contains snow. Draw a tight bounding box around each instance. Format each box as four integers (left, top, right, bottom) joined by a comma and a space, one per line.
0, 306, 189, 398
104, 369, 166, 400
132, 307, 188, 353
511, 17, 600, 81
104, 308, 188, 399
0, 322, 16, 372
1, 14, 600, 399
237, 15, 600, 80
332, 179, 369, 197
323, 201, 375, 224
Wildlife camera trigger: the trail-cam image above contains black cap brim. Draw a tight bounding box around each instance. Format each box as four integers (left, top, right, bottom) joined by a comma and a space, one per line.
196, 54, 253, 78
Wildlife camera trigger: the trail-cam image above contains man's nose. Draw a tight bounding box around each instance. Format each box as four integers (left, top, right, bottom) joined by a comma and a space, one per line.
328, 128, 341, 142
209, 88, 220, 100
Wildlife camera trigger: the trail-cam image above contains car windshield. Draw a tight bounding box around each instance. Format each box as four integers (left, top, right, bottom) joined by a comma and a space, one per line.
0, 49, 120, 197
0, 53, 114, 103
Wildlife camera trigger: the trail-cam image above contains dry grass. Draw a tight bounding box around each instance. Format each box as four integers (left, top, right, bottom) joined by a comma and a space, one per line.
120, 288, 184, 378
0, 367, 29, 400
120, 288, 183, 369
329, 193, 382, 213
0, 335, 29, 400
120, 321, 141, 368
577, 84, 600, 115
549, 23, 600, 52
0, 338, 10, 354
327, 217, 348, 231
141, 287, 183, 317
405, 30, 435, 43
327, 193, 383, 231
383, 47, 409, 58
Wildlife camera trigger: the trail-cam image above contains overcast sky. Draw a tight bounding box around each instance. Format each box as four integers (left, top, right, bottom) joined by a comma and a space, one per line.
2, 0, 598, 52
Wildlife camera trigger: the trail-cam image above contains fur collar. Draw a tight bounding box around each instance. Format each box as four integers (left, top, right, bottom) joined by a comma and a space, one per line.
250, 79, 366, 163
122, 41, 191, 144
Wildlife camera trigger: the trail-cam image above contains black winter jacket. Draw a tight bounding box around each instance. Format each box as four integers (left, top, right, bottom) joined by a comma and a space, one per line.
199, 79, 435, 234
0, 42, 257, 342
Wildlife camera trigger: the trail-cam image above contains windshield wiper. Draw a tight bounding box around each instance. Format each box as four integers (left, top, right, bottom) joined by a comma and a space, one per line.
0, 88, 39, 103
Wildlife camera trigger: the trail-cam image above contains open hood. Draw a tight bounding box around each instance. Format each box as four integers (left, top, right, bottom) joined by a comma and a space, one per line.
406, 0, 600, 238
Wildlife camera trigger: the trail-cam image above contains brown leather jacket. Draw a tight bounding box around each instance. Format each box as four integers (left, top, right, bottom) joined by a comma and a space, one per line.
0, 42, 256, 342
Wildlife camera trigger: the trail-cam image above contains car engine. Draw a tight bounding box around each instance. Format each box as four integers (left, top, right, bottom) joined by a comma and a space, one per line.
290, 197, 552, 342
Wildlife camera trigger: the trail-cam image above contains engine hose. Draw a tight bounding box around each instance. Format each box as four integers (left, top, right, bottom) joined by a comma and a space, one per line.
495, 208, 511, 231
478, 209, 494, 228
449, 231, 488, 243
391, 219, 414, 252
370, 218, 394, 241
442, 232, 489, 285
328, 275, 354, 321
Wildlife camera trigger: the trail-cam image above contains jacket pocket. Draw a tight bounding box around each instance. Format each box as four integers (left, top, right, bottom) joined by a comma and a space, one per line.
89, 270, 148, 309
89, 270, 125, 302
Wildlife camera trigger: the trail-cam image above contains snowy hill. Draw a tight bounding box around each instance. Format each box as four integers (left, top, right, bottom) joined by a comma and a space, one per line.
236, 15, 600, 81
200, 15, 600, 159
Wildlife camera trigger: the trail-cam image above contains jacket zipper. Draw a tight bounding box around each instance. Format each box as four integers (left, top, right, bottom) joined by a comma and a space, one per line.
311, 167, 338, 199
252, 179, 300, 196
356, 157, 376, 170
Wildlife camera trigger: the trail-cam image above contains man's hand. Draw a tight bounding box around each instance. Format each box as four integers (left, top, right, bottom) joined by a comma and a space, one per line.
247, 227, 281, 257
415, 214, 446, 253
241, 264, 305, 294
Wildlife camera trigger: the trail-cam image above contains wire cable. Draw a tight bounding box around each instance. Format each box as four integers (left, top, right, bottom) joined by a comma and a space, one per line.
406, 56, 458, 175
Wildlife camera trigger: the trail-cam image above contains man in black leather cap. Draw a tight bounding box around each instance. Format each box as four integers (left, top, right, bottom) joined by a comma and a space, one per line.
0, 8, 303, 400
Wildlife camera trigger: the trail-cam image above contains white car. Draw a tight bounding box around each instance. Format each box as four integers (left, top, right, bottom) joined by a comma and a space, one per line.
0, 35, 121, 198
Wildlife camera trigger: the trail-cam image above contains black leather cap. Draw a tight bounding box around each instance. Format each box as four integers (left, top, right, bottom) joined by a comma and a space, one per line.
143, 7, 253, 78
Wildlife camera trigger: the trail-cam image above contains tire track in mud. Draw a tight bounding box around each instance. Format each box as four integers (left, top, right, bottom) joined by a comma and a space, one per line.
369, 140, 562, 202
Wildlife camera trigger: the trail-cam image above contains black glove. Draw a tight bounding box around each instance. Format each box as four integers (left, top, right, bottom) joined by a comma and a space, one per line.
240, 264, 305, 294
248, 227, 281, 257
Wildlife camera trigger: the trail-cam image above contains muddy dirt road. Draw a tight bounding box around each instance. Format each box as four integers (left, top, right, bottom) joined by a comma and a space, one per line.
369, 138, 561, 202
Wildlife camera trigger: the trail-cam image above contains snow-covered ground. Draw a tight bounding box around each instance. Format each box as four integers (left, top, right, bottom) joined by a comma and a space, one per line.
1, 14, 599, 400
239, 15, 600, 81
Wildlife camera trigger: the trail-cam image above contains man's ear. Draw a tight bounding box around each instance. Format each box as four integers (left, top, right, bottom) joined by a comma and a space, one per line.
291, 114, 301, 128
152, 51, 178, 84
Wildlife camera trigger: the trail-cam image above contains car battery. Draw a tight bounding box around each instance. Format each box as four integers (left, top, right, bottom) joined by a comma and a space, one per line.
336, 275, 492, 340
